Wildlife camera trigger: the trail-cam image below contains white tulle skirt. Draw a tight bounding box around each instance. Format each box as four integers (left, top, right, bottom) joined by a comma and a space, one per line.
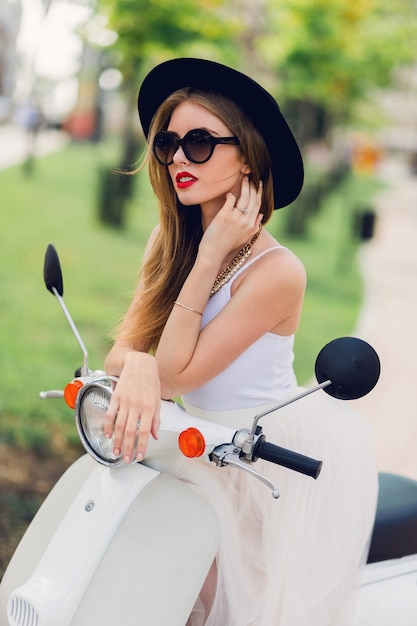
180, 388, 379, 626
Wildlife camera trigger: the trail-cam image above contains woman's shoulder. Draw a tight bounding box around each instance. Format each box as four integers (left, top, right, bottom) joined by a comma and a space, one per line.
142, 224, 161, 258
232, 232, 306, 298
230, 232, 305, 334
255, 231, 306, 282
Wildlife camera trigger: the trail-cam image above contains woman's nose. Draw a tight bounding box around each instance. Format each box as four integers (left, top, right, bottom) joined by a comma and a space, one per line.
172, 145, 189, 164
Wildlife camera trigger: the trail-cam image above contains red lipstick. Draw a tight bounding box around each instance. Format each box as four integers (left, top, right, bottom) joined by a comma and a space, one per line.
176, 171, 197, 189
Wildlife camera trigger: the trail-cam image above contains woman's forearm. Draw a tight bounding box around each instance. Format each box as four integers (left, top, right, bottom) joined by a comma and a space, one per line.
155, 197, 262, 397
155, 251, 219, 394
105, 342, 144, 377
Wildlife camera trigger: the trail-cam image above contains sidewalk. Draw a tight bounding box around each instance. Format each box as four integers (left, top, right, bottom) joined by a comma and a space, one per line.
0, 123, 67, 170
353, 159, 417, 479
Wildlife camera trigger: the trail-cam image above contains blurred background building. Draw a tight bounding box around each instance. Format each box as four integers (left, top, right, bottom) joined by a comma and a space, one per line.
0, 0, 22, 122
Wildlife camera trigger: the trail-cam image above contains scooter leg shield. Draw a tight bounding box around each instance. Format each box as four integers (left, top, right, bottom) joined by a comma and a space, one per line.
0, 455, 218, 626
0, 454, 97, 622
72, 473, 219, 626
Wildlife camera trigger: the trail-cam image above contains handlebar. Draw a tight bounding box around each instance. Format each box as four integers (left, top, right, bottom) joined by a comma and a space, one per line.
254, 439, 322, 479
39, 390, 65, 399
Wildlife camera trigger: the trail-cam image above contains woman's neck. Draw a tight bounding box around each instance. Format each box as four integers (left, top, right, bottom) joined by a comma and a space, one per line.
200, 201, 222, 232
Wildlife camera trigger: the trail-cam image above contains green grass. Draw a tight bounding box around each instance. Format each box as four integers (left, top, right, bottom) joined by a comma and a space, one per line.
0, 141, 382, 451
0, 139, 158, 450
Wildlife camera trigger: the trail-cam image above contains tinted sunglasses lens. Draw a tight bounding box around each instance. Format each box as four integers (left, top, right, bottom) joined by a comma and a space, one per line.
153, 133, 177, 165
184, 131, 213, 163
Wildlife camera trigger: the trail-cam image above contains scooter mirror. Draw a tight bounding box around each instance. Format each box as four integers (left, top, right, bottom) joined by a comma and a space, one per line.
42, 244, 90, 375
315, 337, 380, 400
44, 243, 64, 296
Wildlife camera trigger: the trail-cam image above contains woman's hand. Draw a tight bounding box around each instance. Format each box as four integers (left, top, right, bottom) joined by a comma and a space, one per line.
199, 177, 263, 260
104, 351, 161, 464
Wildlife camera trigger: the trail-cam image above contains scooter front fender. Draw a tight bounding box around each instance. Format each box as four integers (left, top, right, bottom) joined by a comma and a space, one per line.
1, 455, 218, 626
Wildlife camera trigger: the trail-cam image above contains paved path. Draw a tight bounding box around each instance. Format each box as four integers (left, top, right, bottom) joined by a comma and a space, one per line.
353, 159, 417, 479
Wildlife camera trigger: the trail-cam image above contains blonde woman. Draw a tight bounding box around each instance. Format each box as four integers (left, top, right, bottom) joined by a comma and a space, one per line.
104, 58, 377, 625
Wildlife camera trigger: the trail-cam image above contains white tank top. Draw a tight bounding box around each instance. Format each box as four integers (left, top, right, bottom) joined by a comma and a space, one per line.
182, 247, 297, 411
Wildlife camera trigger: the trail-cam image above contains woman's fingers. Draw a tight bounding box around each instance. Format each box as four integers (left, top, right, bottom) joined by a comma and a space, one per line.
233, 178, 262, 218
104, 352, 161, 463
241, 179, 262, 217
112, 405, 128, 458
105, 398, 160, 463
135, 401, 159, 462
235, 176, 250, 210
103, 394, 118, 439
119, 409, 140, 464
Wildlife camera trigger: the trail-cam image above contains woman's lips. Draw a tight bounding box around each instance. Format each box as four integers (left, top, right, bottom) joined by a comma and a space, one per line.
176, 171, 197, 189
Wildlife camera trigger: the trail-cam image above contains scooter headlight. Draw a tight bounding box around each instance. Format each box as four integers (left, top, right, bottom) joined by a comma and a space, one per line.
75, 378, 131, 467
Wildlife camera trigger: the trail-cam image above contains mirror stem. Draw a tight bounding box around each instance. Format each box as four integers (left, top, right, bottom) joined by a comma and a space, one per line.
247, 380, 332, 443
52, 287, 90, 376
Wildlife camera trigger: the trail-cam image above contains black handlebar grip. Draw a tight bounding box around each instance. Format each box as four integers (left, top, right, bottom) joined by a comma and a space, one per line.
255, 440, 322, 479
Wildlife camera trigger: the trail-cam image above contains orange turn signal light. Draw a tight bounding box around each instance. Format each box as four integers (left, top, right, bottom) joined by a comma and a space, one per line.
64, 379, 84, 409
178, 427, 206, 458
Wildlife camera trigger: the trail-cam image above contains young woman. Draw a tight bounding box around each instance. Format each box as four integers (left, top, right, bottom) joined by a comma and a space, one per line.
104, 58, 378, 625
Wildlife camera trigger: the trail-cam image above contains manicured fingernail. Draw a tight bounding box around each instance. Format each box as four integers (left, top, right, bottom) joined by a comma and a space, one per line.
123, 455, 131, 464
114, 447, 120, 456
136, 452, 143, 462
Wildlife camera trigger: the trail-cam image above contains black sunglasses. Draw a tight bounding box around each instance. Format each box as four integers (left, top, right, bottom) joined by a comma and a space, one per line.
152, 128, 240, 166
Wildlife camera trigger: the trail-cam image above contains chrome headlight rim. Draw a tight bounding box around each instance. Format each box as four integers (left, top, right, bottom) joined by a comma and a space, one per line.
75, 376, 127, 468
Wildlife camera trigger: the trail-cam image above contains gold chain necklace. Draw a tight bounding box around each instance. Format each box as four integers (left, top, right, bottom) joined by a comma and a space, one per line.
210, 225, 263, 296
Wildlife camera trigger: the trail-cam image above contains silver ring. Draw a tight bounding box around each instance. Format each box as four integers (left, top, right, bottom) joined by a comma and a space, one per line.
136, 419, 141, 430
236, 207, 248, 214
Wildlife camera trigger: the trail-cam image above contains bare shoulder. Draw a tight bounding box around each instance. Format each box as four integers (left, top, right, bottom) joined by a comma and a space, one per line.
253, 239, 306, 289
142, 224, 161, 262
229, 237, 306, 334
232, 240, 306, 303
273, 244, 306, 285
146, 223, 160, 248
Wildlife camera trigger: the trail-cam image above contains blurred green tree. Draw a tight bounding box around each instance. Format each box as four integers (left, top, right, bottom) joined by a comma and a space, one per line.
258, 0, 417, 143
91, 0, 417, 228
94, 0, 239, 226
249, 0, 417, 235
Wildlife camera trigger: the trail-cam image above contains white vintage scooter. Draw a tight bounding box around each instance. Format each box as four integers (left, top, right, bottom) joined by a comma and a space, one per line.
0, 244, 415, 626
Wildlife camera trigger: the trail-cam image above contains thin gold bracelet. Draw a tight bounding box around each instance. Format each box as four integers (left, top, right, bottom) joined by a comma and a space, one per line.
174, 301, 203, 316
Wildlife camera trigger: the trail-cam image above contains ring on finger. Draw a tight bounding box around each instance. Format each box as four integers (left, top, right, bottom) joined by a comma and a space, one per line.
236, 207, 248, 215
136, 419, 141, 430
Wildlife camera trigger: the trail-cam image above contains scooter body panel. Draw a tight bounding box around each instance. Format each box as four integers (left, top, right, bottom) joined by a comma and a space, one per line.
73, 471, 218, 626
355, 554, 417, 625
0, 454, 97, 618
0, 455, 218, 626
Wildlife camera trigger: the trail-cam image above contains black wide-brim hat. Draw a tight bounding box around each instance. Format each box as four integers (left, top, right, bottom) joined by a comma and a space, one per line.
138, 58, 304, 209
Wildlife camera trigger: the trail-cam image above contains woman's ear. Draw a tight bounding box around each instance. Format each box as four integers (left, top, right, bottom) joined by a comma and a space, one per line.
241, 163, 251, 175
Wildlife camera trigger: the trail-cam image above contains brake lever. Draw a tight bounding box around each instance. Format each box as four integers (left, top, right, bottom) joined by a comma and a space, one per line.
210, 444, 280, 499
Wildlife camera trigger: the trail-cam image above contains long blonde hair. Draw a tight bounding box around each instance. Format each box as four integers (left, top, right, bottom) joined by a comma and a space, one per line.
116, 88, 274, 352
